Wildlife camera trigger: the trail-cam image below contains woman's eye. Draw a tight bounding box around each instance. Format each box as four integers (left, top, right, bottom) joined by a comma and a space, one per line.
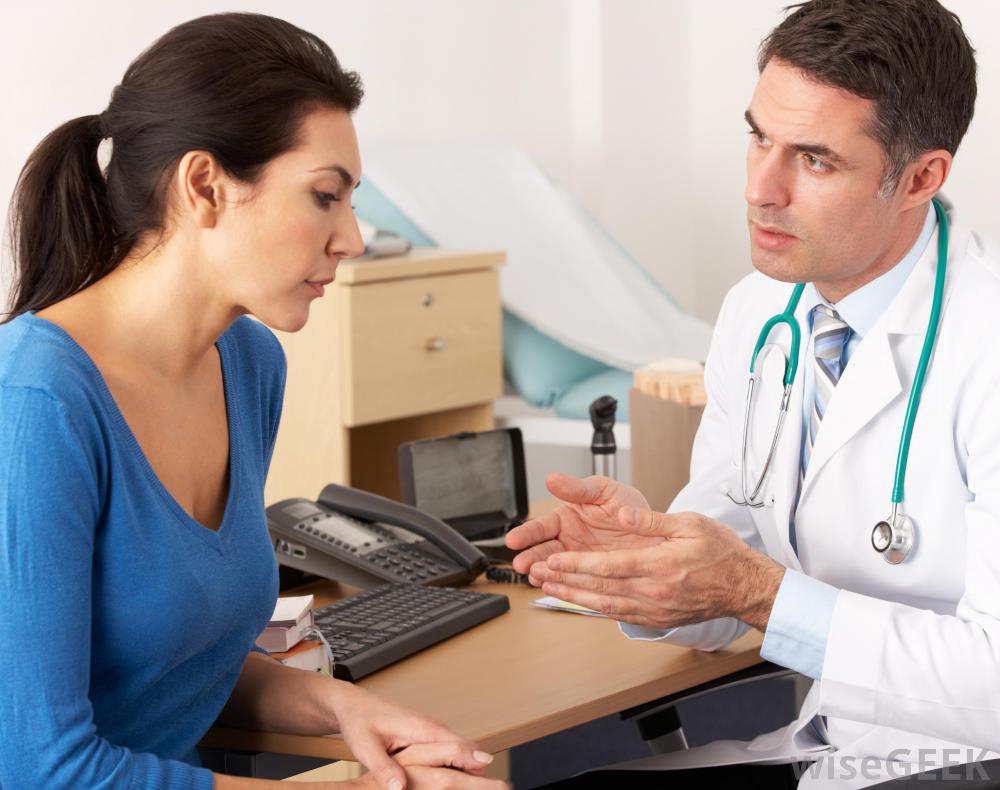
313, 190, 341, 208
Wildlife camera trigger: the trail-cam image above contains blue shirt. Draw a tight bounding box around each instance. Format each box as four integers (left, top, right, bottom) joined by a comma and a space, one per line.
761, 202, 937, 679
0, 313, 284, 789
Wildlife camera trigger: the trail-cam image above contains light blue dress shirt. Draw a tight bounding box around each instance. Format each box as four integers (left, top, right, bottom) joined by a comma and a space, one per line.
760, 202, 937, 679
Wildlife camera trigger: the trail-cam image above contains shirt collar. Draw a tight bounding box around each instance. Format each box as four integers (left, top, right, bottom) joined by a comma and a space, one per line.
802, 201, 937, 338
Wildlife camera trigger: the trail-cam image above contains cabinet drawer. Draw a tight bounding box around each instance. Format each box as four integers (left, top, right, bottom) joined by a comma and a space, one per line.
343, 269, 501, 425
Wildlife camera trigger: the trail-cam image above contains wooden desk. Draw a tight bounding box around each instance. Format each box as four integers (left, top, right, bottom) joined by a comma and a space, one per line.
203, 579, 763, 762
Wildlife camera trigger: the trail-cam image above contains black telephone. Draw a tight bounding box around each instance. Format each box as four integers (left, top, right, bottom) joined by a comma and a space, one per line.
265, 484, 488, 590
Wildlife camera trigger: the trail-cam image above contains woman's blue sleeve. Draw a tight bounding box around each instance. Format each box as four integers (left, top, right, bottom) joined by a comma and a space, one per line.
0, 386, 214, 790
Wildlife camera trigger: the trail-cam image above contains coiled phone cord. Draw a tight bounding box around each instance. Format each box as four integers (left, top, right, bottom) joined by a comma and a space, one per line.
484, 560, 532, 585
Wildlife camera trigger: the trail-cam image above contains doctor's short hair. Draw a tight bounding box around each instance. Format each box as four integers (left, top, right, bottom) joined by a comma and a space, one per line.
4, 12, 363, 321
758, 0, 976, 198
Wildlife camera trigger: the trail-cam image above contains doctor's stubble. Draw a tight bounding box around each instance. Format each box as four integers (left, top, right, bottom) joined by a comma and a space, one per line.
744, 0, 976, 298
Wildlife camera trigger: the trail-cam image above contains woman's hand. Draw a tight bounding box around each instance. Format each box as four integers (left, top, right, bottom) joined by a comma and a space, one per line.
346, 743, 507, 790
332, 683, 492, 790
505, 472, 658, 584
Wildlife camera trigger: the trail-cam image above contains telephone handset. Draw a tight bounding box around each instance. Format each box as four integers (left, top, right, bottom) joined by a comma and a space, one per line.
265, 483, 488, 590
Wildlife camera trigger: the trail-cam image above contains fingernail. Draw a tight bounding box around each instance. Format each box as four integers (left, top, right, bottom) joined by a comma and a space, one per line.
623, 507, 638, 526
474, 750, 494, 764
388, 780, 403, 790
548, 557, 562, 570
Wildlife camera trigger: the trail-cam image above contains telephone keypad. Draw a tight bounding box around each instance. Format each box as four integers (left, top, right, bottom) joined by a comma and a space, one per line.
290, 512, 455, 581
365, 544, 454, 581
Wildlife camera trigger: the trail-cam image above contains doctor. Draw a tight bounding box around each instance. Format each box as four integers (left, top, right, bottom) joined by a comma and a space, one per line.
508, 0, 1000, 787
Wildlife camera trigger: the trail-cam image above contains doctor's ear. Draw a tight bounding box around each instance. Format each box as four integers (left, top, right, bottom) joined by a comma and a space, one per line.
171, 150, 244, 230
894, 149, 952, 211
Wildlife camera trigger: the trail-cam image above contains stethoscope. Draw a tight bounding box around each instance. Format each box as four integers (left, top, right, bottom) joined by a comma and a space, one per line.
729, 198, 949, 564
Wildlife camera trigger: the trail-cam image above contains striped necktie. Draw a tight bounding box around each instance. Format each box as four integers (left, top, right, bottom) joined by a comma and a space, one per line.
803, 303, 852, 475
795, 307, 846, 738
791, 303, 851, 557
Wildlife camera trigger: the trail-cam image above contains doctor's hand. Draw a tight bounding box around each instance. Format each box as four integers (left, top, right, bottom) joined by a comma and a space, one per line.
528, 507, 786, 632
505, 472, 658, 585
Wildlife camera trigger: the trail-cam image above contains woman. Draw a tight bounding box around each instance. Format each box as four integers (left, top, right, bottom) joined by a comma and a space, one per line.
0, 13, 505, 790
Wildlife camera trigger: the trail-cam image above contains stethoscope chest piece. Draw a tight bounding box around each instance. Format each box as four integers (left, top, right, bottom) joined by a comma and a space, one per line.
871, 509, 915, 565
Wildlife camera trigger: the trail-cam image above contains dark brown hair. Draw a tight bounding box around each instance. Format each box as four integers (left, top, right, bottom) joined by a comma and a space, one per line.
4, 12, 363, 321
759, 0, 976, 195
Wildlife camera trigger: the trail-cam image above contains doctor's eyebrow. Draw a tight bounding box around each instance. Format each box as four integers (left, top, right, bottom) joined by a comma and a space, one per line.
307, 164, 362, 190
744, 109, 849, 168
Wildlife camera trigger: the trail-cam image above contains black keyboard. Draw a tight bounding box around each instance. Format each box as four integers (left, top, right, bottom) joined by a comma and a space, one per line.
313, 583, 510, 681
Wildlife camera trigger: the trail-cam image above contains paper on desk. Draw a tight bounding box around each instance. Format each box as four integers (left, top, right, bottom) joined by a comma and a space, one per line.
593, 682, 835, 773
530, 596, 608, 618
601, 727, 832, 772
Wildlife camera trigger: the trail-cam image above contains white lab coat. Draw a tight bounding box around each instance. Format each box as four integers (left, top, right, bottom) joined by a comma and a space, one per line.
619, 199, 1000, 787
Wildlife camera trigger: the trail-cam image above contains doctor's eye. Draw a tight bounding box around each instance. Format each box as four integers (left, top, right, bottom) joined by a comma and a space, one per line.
313, 190, 341, 209
803, 154, 830, 173
748, 129, 769, 146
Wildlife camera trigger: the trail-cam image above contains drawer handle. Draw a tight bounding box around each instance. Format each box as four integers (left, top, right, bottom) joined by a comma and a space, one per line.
423, 292, 434, 307
425, 337, 447, 352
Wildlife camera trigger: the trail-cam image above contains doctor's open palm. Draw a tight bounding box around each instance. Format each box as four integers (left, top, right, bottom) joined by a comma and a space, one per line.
506, 472, 664, 583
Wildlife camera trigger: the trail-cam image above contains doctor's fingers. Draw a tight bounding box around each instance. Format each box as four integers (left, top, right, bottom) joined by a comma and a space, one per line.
538, 581, 651, 621
545, 548, 654, 578
537, 567, 679, 605
505, 512, 562, 551
545, 471, 620, 506
511, 539, 565, 576
539, 581, 685, 628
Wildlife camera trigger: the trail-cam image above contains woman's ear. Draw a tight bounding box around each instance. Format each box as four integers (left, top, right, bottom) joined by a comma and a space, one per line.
173, 150, 226, 230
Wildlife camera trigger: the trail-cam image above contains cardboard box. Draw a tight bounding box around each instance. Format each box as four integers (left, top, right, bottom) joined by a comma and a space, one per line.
628, 387, 704, 512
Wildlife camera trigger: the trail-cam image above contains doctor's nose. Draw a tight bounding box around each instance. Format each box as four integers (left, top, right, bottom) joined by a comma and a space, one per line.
745, 150, 791, 209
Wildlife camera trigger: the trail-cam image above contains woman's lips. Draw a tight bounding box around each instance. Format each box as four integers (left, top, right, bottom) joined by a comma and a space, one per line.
305, 275, 335, 297
752, 222, 797, 251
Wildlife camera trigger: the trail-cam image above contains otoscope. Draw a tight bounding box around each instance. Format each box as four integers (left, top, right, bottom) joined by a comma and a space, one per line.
589, 396, 618, 480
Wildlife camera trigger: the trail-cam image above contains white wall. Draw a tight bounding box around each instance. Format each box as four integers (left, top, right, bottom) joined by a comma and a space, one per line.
2, 1, 998, 323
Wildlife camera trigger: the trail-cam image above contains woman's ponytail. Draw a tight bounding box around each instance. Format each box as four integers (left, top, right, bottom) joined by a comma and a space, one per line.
5, 114, 117, 320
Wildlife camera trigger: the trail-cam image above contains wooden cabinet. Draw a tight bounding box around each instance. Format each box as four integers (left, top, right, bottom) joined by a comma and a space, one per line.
264, 249, 504, 506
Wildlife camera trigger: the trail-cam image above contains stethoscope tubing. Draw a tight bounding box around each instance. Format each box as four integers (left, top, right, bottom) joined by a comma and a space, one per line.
734, 198, 949, 562
890, 198, 949, 505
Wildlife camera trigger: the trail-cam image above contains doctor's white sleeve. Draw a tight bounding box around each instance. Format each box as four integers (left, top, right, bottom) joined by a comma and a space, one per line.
815, 361, 1000, 752
620, 285, 765, 652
